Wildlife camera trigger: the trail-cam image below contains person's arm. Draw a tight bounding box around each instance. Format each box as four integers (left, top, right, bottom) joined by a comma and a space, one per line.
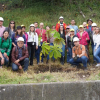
45, 33, 47, 42
11, 34, 16, 46
79, 45, 85, 57
0, 37, 5, 54
66, 36, 69, 50
36, 33, 38, 49
19, 47, 29, 61
23, 35, 26, 44
95, 36, 100, 50
86, 32, 90, 41
6, 39, 12, 56
0, 52, 4, 59
76, 26, 78, 33
72, 47, 75, 58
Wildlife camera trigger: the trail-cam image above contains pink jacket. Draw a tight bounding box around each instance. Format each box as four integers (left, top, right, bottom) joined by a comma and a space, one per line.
77, 31, 90, 45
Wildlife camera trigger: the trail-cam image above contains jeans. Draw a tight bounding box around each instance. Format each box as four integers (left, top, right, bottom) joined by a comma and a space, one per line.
94, 45, 100, 63
47, 43, 55, 60
36, 42, 44, 63
0, 54, 9, 66
12, 58, 29, 71
69, 56, 88, 68
91, 44, 96, 61
61, 44, 65, 57
67, 47, 72, 63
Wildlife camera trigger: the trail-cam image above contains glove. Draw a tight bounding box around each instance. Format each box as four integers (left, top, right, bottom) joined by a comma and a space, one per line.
73, 56, 79, 61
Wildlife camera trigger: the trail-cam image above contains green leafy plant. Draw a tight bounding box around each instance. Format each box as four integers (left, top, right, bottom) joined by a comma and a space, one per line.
41, 30, 65, 59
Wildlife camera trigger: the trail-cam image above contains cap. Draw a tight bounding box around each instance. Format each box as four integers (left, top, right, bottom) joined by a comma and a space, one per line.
17, 37, 24, 42
79, 25, 83, 28
59, 16, 64, 20
30, 24, 35, 27
87, 19, 93, 23
0, 17, 4, 21
73, 37, 79, 42
70, 29, 74, 31
66, 26, 70, 29
92, 23, 97, 27
21, 24, 25, 27
17, 26, 22, 29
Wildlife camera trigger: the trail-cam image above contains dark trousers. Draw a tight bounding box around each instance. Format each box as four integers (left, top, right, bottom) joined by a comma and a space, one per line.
12, 58, 29, 71
27, 42, 35, 65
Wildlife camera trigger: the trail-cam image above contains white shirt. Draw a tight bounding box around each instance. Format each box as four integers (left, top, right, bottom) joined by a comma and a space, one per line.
93, 34, 100, 49
27, 32, 38, 46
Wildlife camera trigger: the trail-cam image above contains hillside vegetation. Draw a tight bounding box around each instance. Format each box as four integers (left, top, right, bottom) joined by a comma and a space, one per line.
0, 0, 100, 30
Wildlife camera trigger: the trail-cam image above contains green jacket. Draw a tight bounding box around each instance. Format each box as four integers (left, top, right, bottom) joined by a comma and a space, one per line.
0, 37, 12, 56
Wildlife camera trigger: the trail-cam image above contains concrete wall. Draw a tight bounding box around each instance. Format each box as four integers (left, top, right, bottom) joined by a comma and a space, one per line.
0, 81, 100, 100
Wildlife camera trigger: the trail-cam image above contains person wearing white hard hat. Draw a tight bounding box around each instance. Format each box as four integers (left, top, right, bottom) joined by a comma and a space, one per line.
36, 22, 47, 64
91, 23, 97, 61
69, 20, 78, 35
0, 17, 5, 37
27, 24, 38, 65
69, 37, 88, 70
55, 16, 67, 32
11, 37, 29, 71
93, 27, 100, 67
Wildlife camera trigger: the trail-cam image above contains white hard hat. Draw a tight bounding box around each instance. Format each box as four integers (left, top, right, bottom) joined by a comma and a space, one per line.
92, 23, 97, 27
17, 37, 24, 42
59, 16, 64, 20
0, 17, 4, 21
73, 37, 79, 42
30, 24, 35, 27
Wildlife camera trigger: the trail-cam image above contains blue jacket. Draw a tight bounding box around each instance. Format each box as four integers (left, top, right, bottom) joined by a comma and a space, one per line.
11, 33, 26, 45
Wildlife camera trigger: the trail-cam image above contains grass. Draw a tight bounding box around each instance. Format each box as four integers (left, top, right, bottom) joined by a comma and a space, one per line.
0, 59, 100, 84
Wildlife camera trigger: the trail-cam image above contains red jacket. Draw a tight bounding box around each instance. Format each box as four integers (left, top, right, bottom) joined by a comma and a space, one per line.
36, 29, 47, 42
55, 22, 67, 32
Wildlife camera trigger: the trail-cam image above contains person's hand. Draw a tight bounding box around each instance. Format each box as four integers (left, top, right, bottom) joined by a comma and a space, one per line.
86, 38, 88, 40
78, 55, 81, 58
19, 66, 22, 70
36, 46, 38, 50
4, 53, 7, 58
1, 58, 4, 65
6, 56, 9, 60
14, 59, 20, 63
67, 49, 68, 52
14, 44, 16, 47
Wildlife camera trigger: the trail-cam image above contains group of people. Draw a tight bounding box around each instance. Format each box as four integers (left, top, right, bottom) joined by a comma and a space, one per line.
0, 16, 99, 71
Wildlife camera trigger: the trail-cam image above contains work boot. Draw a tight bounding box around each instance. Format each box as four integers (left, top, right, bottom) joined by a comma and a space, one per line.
62, 56, 65, 65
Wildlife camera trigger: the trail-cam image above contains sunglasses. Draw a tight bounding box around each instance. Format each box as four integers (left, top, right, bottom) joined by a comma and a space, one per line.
10, 23, 14, 24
